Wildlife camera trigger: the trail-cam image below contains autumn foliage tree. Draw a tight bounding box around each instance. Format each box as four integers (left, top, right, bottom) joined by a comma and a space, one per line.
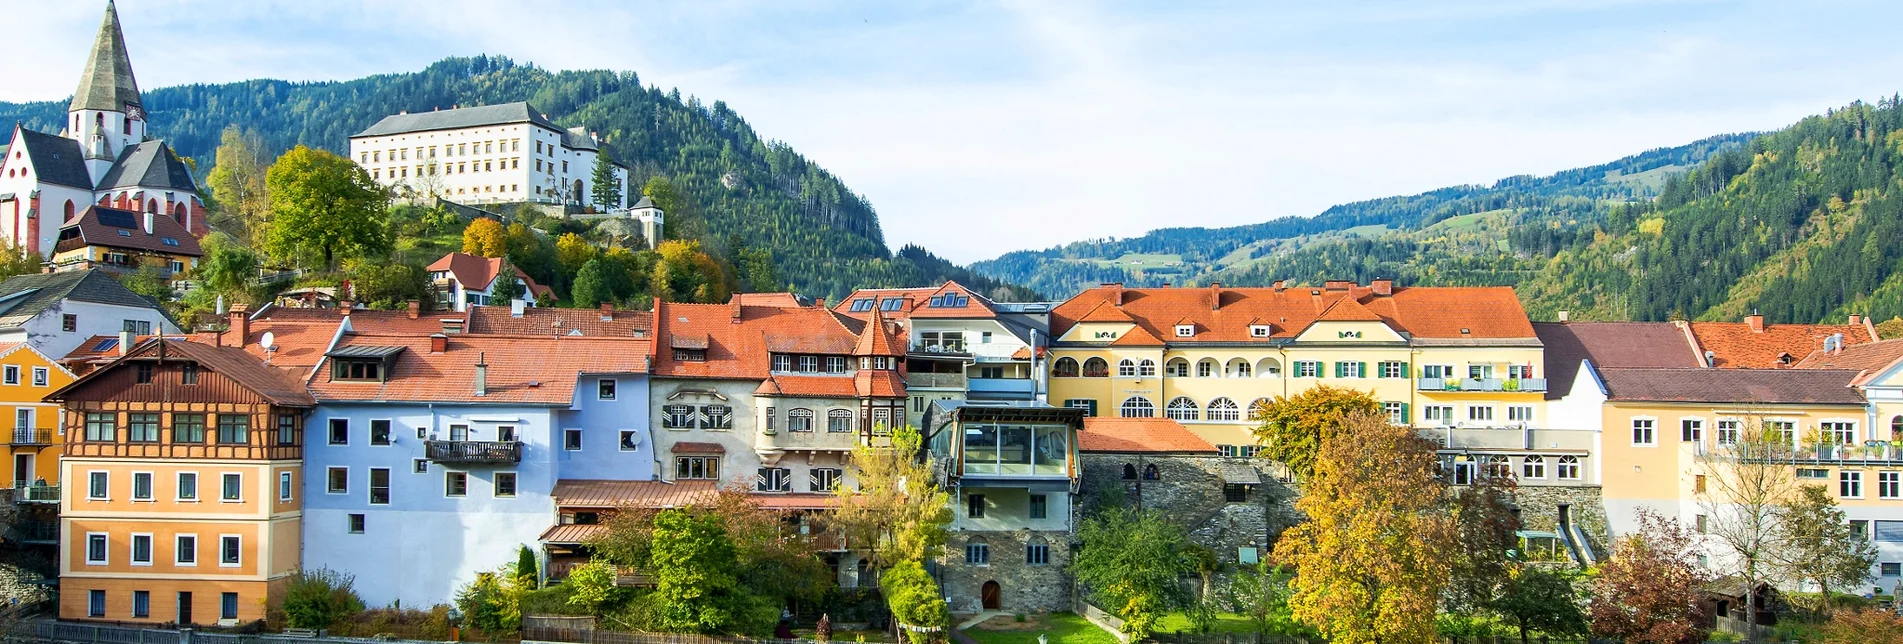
463, 217, 508, 257
830, 426, 950, 569
1818, 608, 1903, 644
1589, 510, 1711, 644
1249, 385, 1379, 479
1276, 412, 1452, 644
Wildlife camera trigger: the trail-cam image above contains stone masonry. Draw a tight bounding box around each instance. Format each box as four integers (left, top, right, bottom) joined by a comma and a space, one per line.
1077, 454, 1301, 564
943, 530, 1072, 614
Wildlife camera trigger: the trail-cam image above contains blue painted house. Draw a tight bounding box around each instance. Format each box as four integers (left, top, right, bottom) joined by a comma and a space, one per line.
301, 330, 653, 607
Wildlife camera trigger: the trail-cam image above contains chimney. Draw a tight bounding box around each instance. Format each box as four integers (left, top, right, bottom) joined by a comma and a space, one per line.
816, 298, 826, 310
1272, 280, 1286, 291
1324, 279, 1353, 291
510, 298, 526, 318
1371, 278, 1393, 296
229, 303, 250, 348
474, 351, 487, 397
1209, 282, 1222, 311
600, 302, 614, 322
1105, 283, 1125, 305
142, 210, 153, 235
1557, 310, 1570, 323
118, 330, 133, 356
1849, 314, 1862, 325
407, 300, 421, 319
430, 333, 447, 354
441, 318, 464, 334
1746, 311, 1765, 334
339, 300, 354, 316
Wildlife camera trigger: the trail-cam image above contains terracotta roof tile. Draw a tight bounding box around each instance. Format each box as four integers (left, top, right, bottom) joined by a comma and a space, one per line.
1053, 283, 1534, 343
671, 441, 726, 454
426, 252, 554, 301
51, 338, 315, 407
1532, 322, 1703, 399
1689, 320, 1878, 369
1598, 367, 1865, 405
552, 479, 719, 509
308, 333, 650, 405
1078, 417, 1218, 454
853, 370, 906, 398
853, 308, 903, 356
653, 297, 863, 379
1110, 325, 1165, 347
758, 374, 859, 397
1792, 338, 1903, 384
1315, 297, 1382, 322
467, 306, 652, 337
834, 281, 997, 321
60, 206, 203, 257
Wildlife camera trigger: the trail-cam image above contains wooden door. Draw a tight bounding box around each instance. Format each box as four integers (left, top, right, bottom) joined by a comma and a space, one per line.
980, 581, 1001, 610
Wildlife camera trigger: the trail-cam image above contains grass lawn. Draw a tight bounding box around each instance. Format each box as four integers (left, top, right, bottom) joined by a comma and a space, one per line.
1153, 612, 1263, 635
961, 612, 1119, 644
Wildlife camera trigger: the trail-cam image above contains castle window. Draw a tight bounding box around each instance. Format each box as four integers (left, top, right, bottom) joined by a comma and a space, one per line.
1142, 464, 1160, 480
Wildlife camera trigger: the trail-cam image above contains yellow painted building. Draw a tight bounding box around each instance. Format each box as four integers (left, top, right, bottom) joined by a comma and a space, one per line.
0, 342, 77, 490
1046, 281, 1548, 454
48, 338, 312, 624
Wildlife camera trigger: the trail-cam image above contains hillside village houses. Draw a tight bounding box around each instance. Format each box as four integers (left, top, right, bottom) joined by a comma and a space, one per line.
349, 102, 631, 211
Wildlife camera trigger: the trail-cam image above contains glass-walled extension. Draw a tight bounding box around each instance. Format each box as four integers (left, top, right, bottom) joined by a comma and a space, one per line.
958, 422, 1070, 477
924, 401, 1082, 482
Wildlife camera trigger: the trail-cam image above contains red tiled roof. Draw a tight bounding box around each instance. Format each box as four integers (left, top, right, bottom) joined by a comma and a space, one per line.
427, 252, 554, 301
539, 523, 609, 544
1052, 282, 1535, 343
853, 308, 902, 356
1689, 319, 1878, 369
1793, 338, 1903, 385
307, 333, 650, 404
757, 374, 859, 397
1315, 297, 1382, 322
652, 297, 864, 379
854, 370, 906, 398
731, 293, 806, 308
1078, 417, 1218, 454
467, 305, 653, 337
1597, 367, 1865, 405
59, 206, 203, 256
552, 479, 719, 509
671, 441, 726, 454
50, 338, 315, 407
833, 281, 997, 321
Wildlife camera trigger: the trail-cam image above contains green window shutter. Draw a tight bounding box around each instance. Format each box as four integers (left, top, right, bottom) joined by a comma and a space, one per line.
1401, 402, 1410, 420
1358, 362, 1368, 378
1332, 362, 1343, 378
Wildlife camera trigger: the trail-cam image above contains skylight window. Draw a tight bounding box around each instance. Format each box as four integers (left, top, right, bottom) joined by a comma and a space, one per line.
118, 230, 132, 236
879, 298, 904, 311
162, 238, 179, 246
848, 298, 874, 313
928, 294, 970, 308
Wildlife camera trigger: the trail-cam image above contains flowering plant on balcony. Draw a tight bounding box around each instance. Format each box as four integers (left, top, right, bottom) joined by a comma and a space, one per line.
1503, 379, 1520, 392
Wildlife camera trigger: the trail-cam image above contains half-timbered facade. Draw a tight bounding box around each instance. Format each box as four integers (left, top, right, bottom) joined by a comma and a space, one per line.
47, 338, 313, 625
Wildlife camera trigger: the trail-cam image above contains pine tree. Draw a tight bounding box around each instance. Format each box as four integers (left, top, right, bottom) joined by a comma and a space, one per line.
591, 150, 622, 212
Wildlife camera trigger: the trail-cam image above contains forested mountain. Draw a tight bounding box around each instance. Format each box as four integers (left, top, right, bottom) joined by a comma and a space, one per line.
0, 56, 1029, 300
979, 95, 1903, 325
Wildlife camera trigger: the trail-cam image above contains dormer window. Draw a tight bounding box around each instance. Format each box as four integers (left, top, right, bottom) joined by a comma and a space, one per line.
772, 355, 792, 372
879, 298, 904, 312
331, 359, 382, 382
849, 298, 875, 313
1175, 325, 1195, 338
673, 349, 706, 362
1250, 325, 1272, 338
929, 293, 971, 308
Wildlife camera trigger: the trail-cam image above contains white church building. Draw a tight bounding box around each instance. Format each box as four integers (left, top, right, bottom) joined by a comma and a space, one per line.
348, 103, 630, 211
0, 1, 208, 258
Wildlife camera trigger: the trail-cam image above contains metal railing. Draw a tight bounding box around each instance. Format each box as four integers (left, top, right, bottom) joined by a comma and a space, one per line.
12, 428, 54, 445
1417, 377, 1547, 392
423, 440, 522, 464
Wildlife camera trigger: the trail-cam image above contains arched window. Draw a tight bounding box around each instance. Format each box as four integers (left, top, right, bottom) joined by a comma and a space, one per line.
62, 200, 74, 221
1165, 358, 1190, 378
1248, 398, 1273, 421
173, 202, 188, 224
1521, 455, 1546, 479
1207, 398, 1241, 421
1256, 358, 1282, 378
1483, 455, 1512, 479
1122, 463, 1138, 480
1119, 397, 1155, 418
1226, 359, 1251, 378
1137, 359, 1157, 377
145, 199, 157, 214
1165, 397, 1199, 421
787, 408, 815, 432
1142, 464, 1160, 481
827, 409, 855, 433
1197, 359, 1217, 378
1053, 357, 1079, 378
1082, 358, 1109, 378
95, 113, 104, 130
1892, 415, 1903, 440
1117, 359, 1137, 377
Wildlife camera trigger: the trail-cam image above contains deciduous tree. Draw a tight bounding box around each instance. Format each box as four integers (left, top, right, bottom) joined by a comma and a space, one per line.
264, 145, 391, 269
463, 217, 508, 257
1697, 420, 1800, 633
1819, 608, 1903, 644
277, 567, 366, 630
647, 508, 773, 636
1447, 476, 1522, 612
1277, 412, 1452, 644
1774, 485, 1876, 615
1489, 567, 1587, 644
1249, 385, 1379, 479
1070, 507, 1196, 640
1589, 510, 1710, 644
570, 258, 610, 308
205, 126, 270, 246
881, 560, 948, 642
830, 426, 951, 569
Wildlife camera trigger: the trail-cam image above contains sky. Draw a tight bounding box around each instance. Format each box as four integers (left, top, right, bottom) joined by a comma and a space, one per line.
3, 1, 1902, 263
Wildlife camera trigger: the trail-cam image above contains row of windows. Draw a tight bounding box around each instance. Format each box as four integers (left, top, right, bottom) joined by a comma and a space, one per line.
761, 407, 893, 434
85, 589, 238, 621
85, 470, 290, 503
84, 532, 241, 568
1051, 357, 1535, 381
1075, 397, 1532, 425
1442, 454, 1583, 483
0, 364, 51, 387
754, 466, 842, 492
81, 412, 295, 446
1628, 417, 1842, 447
965, 542, 1051, 566
362, 139, 522, 164
324, 466, 514, 500
1811, 470, 1903, 499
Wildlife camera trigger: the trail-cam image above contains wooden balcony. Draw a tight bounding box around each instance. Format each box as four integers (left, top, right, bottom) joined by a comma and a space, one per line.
425, 440, 522, 464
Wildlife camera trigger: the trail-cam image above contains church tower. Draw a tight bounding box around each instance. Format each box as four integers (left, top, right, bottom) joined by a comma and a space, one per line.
67, 1, 144, 184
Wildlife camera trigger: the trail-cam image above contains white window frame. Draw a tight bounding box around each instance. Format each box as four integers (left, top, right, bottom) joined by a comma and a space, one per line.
219, 534, 242, 568
1174, 325, 1194, 338
1557, 455, 1581, 480
131, 471, 154, 502
3, 365, 18, 385
563, 428, 583, 451
1822, 419, 1859, 446
130, 532, 154, 566
1680, 417, 1704, 443
85, 532, 109, 565
221, 472, 243, 502
1631, 417, 1657, 446
326, 466, 348, 494
278, 471, 294, 502
1716, 419, 1741, 446
1507, 405, 1534, 423
1880, 471, 1901, 500
87, 470, 108, 501
1466, 405, 1494, 423
175, 534, 197, 566
1521, 455, 1546, 479
1841, 470, 1864, 499
31, 366, 48, 387
176, 472, 198, 502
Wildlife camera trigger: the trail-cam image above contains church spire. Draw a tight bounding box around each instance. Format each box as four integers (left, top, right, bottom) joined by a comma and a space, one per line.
70, 1, 142, 114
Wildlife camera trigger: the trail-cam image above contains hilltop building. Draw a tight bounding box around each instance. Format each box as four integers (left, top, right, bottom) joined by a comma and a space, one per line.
349, 102, 629, 211
426, 252, 553, 312
0, 2, 208, 259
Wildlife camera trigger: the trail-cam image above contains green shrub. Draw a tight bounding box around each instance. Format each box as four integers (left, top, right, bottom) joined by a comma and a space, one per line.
278, 567, 366, 630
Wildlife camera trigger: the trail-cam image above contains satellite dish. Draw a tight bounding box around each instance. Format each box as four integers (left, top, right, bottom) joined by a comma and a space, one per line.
260, 331, 277, 351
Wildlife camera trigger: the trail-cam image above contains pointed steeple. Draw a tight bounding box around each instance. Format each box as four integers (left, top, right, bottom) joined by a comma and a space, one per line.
70, 1, 142, 114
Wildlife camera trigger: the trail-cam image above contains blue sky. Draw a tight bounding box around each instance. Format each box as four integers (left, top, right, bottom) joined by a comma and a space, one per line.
4, 1, 1902, 262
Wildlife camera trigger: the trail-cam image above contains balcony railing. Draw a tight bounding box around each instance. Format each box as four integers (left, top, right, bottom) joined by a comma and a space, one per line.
13, 483, 59, 503
904, 372, 967, 389
968, 377, 1035, 397
424, 440, 522, 464
1417, 377, 1546, 393
10, 428, 52, 446
13, 520, 56, 544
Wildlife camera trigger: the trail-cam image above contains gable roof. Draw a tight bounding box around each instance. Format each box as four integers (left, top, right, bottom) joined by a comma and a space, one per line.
1596, 367, 1865, 405
1533, 322, 1703, 400
70, 1, 142, 113
0, 268, 170, 329
1687, 319, 1877, 369
12, 128, 93, 190
353, 102, 561, 138
467, 305, 652, 337
426, 252, 553, 300
1793, 338, 1903, 385
49, 337, 315, 407
60, 205, 203, 256
1078, 417, 1218, 454
307, 333, 650, 405
96, 141, 198, 193
1052, 283, 1536, 345
1314, 296, 1383, 322
653, 297, 865, 380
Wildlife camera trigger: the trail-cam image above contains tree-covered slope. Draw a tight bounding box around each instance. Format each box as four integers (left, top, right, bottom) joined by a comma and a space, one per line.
0, 56, 1025, 300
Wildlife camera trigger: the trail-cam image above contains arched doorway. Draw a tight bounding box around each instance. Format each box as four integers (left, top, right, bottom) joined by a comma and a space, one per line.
980, 580, 1001, 610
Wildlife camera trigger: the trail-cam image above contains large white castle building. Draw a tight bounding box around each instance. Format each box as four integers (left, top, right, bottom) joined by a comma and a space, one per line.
349, 103, 630, 211
0, 1, 208, 258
